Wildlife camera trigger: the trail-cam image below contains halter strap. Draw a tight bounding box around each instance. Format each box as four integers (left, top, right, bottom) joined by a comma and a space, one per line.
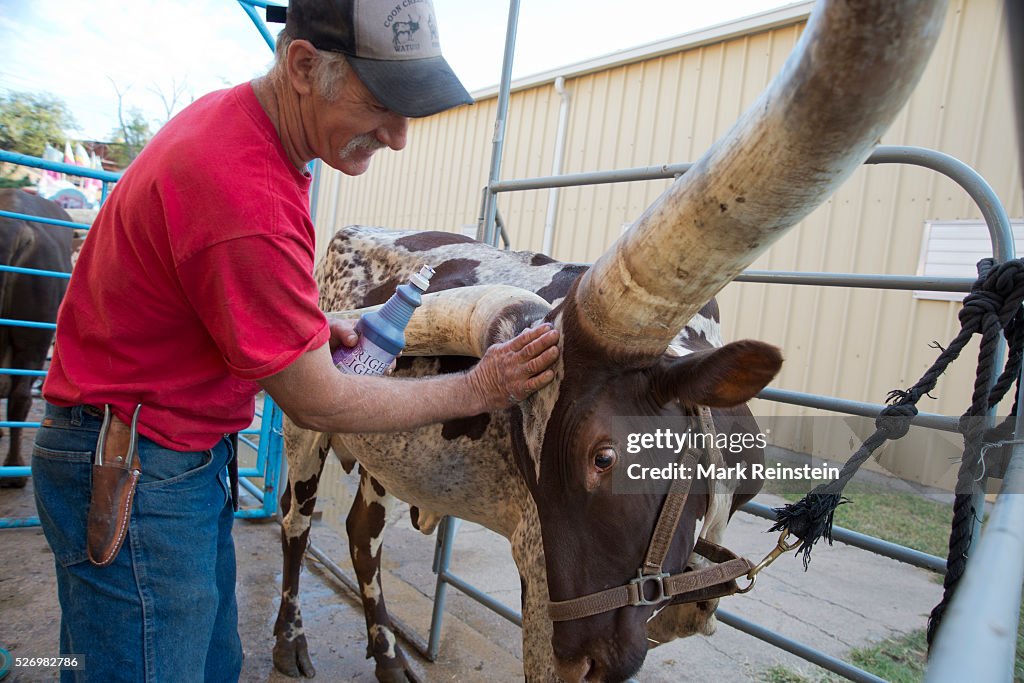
642, 450, 699, 574
548, 539, 753, 622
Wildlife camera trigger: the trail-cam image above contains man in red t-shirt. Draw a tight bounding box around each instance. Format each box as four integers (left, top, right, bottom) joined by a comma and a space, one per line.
32, 1, 559, 681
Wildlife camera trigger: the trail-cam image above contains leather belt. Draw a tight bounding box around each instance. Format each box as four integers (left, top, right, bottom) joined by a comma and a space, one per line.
83, 404, 240, 557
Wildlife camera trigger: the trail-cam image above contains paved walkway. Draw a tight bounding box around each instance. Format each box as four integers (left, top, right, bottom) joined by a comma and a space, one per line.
305, 457, 943, 681
0, 444, 942, 682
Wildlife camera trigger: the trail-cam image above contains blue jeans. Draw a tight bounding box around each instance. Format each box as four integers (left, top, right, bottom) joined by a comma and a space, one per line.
32, 403, 243, 683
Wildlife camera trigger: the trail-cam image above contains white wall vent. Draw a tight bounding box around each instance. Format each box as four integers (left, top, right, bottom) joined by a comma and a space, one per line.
915, 220, 1024, 301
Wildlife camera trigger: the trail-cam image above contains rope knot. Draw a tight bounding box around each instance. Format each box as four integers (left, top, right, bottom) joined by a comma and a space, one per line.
958, 290, 1000, 327
875, 404, 917, 440
963, 259, 1024, 328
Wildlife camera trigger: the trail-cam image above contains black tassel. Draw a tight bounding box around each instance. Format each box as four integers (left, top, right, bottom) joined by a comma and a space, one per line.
769, 490, 849, 570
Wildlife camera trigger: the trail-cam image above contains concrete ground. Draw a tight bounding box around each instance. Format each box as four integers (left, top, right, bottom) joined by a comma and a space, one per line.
0, 403, 944, 682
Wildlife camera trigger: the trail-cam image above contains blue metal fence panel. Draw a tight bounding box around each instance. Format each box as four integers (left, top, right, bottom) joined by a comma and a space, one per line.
0, 209, 90, 232
0, 150, 282, 526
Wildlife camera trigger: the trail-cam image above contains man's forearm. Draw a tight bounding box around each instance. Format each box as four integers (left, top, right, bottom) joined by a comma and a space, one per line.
288, 371, 489, 434
258, 323, 558, 435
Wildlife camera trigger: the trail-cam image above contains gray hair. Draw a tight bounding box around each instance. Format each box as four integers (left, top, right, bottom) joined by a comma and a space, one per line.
270, 31, 352, 102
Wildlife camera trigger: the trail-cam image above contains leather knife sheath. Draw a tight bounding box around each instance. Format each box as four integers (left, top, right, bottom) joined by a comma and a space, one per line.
87, 405, 142, 567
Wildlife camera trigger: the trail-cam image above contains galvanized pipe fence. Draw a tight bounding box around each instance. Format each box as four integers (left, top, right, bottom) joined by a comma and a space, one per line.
425, 142, 1019, 681
416, 2, 1024, 678
924, 3, 1024, 680
0, 149, 285, 525
38, 3, 1003, 681
228, 1, 1023, 679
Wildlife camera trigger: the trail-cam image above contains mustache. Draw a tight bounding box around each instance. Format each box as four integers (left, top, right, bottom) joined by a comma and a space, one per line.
342, 134, 386, 156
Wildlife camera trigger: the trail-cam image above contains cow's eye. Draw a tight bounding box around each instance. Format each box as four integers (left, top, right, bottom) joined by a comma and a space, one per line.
593, 447, 617, 472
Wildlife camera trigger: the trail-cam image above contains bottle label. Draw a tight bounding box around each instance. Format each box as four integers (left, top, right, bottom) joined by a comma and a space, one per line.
334, 337, 394, 376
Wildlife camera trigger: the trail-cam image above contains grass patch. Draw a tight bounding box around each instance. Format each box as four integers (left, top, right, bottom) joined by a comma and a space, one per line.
846, 629, 928, 683
762, 476, 950, 557
759, 664, 815, 683
758, 471, 1024, 682
759, 627, 996, 682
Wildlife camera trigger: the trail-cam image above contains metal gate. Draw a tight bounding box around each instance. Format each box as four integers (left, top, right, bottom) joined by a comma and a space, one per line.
226, 0, 1022, 679
0, 149, 284, 526
420, 146, 1017, 682
116, 2, 1019, 680
422, 2, 1024, 681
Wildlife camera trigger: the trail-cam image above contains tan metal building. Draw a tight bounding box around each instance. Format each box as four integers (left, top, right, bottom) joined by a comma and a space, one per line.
311, 0, 1022, 490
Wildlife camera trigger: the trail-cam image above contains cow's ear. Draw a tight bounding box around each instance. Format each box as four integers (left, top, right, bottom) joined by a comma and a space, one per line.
652, 340, 782, 407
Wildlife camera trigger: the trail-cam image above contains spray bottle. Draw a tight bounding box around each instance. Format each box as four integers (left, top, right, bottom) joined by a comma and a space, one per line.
332, 265, 435, 376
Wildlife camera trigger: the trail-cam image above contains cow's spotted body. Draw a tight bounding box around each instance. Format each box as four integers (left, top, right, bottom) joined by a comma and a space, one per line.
274, 226, 738, 682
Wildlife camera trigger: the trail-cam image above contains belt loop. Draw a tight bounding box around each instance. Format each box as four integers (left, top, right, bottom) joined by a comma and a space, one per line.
70, 405, 84, 426
228, 433, 239, 512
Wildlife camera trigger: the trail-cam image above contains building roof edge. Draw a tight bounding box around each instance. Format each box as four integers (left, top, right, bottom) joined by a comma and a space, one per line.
468, 2, 815, 101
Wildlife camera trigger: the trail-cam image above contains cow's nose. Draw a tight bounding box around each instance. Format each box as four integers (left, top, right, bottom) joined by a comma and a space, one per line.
554, 655, 596, 682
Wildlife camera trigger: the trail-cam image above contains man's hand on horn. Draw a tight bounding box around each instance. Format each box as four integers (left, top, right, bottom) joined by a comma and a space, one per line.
469, 323, 560, 410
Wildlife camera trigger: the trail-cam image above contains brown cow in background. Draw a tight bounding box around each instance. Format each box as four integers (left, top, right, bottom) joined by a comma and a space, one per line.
0, 189, 73, 487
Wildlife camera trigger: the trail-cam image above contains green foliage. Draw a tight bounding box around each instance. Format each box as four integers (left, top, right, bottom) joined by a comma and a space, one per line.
847, 630, 929, 683
0, 175, 33, 189
1019, 613, 1024, 683
106, 109, 153, 167
0, 91, 77, 156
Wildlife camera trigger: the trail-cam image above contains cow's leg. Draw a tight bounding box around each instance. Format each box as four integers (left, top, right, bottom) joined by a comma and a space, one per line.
346, 468, 417, 683
1, 375, 31, 488
273, 425, 331, 678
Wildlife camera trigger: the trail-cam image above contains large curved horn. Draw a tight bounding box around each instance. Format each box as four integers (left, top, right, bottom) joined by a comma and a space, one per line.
328, 285, 552, 358
574, 0, 947, 362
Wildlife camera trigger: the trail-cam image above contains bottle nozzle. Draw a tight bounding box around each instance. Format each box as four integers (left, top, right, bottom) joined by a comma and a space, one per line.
410, 264, 435, 291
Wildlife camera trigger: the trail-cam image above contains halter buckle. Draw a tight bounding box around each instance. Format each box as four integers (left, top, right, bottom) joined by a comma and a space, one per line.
630, 570, 669, 606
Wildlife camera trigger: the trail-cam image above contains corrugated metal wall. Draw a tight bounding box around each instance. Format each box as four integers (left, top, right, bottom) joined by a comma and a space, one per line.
312, 0, 1022, 489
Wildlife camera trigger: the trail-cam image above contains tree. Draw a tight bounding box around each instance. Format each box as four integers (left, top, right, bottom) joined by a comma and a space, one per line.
0, 91, 77, 156
106, 109, 152, 167
149, 78, 194, 124
105, 80, 154, 167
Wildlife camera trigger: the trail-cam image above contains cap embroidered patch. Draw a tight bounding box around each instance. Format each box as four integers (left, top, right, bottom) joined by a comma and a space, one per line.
354, 0, 442, 60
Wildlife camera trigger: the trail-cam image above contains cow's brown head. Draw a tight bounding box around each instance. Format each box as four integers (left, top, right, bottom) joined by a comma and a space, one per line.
366, 0, 945, 679
524, 288, 782, 681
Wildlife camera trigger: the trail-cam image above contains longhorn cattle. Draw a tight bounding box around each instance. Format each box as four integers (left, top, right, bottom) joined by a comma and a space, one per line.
0, 190, 73, 488
272, 1, 946, 681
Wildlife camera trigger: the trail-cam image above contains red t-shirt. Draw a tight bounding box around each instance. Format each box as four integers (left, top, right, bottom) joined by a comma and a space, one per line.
44, 83, 329, 451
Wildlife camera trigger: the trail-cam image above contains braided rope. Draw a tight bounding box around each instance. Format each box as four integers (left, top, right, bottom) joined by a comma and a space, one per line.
926, 261, 1024, 645
769, 258, 1024, 647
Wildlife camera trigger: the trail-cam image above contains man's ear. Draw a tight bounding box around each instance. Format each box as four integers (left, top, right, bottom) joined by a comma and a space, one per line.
286, 39, 319, 97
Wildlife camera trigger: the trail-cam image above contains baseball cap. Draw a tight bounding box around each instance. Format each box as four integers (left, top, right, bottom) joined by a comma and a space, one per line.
266, 0, 474, 118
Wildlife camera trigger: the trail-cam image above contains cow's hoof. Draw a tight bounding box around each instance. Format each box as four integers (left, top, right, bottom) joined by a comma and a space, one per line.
373, 647, 421, 683
273, 637, 316, 678
0, 476, 27, 489
373, 664, 420, 683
